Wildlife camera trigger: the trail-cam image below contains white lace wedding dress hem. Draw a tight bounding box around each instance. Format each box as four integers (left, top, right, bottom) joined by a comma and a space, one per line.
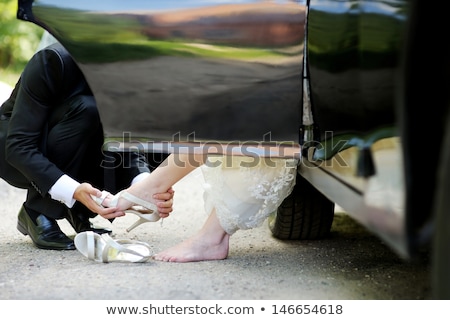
201, 156, 299, 235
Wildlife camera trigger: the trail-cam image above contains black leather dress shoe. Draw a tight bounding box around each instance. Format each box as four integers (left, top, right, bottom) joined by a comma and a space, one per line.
17, 205, 75, 250
65, 210, 112, 235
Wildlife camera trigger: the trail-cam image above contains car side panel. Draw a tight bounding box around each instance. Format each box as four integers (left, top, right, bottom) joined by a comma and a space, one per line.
24, 0, 306, 144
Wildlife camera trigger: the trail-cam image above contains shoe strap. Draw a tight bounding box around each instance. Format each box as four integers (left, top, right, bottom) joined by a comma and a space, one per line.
119, 191, 158, 212
91, 190, 111, 207
87, 231, 95, 260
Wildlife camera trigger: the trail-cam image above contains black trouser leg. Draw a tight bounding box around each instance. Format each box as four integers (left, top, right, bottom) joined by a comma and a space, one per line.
26, 95, 104, 220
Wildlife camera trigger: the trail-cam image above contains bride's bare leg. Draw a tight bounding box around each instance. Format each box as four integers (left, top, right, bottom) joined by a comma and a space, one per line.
103, 153, 206, 212
153, 209, 230, 262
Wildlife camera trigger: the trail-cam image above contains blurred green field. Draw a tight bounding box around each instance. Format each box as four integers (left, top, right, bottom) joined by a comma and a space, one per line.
1, 69, 20, 87
0, 0, 43, 86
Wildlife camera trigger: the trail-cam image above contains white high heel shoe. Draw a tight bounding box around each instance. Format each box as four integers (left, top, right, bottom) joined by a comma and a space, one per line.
74, 231, 152, 263
91, 190, 161, 232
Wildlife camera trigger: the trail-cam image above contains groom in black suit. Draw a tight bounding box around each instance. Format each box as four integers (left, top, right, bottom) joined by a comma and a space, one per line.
0, 42, 169, 250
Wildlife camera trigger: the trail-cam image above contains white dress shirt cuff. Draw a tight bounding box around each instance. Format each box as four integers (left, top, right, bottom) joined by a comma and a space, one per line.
49, 174, 80, 208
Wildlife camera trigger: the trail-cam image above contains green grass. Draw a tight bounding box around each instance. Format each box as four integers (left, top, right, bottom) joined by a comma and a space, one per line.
0, 68, 21, 87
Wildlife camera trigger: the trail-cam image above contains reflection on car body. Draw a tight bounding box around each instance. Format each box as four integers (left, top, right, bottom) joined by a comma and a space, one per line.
17, 0, 450, 298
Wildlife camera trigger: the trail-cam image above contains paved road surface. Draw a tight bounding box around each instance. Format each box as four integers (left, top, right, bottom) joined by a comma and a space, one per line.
0, 169, 431, 300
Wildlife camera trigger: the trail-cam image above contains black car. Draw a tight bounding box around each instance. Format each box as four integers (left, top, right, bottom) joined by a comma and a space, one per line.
17, 0, 449, 298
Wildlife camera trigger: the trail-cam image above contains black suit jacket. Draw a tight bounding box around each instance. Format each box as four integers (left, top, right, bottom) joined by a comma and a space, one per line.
0, 43, 150, 218
1, 43, 91, 195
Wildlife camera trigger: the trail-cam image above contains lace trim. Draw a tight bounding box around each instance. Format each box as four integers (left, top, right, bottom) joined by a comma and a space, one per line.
201, 156, 298, 234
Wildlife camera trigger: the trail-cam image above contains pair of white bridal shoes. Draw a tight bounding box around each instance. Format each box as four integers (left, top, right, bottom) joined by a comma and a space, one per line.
91, 190, 161, 232
74, 231, 152, 263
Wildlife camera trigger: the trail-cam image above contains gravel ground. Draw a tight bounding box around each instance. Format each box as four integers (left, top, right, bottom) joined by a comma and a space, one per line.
0, 169, 431, 300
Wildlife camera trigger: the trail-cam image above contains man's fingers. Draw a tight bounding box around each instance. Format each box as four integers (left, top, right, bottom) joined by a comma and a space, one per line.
101, 211, 126, 220
95, 206, 125, 219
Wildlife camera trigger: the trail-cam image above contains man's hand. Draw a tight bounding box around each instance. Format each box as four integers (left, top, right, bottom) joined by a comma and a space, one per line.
74, 184, 175, 220
73, 183, 126, 220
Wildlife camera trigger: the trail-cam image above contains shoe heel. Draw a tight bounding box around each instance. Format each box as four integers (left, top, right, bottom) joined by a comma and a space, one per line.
17, 221, 28, 236
126, 218, 147, 232
125, 211, 160, 232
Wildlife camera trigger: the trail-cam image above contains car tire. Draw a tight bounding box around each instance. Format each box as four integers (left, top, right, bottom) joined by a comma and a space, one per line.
268, 172, 335, 240
432, 107, 450, 299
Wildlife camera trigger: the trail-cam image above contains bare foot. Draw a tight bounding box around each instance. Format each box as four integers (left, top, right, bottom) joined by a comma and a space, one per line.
153, 232, 230, 263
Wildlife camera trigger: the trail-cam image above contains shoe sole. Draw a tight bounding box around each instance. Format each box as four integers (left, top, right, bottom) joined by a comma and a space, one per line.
17, 220, 29, 236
